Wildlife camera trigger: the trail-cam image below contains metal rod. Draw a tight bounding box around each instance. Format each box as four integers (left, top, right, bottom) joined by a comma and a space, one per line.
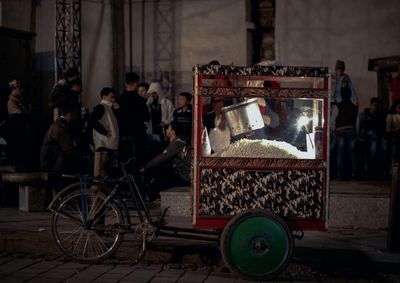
141, 0, 145, 76
157, 231, 219, 243
388, 162, 400, 252
160, 225, 220, 236
129, 0, 133, 71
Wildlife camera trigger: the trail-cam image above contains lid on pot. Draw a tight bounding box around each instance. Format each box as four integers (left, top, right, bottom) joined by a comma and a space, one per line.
222, 98, 264, 136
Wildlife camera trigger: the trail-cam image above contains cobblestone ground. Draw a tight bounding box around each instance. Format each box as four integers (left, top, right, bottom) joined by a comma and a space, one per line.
0, 253, 399, 283
0, 254, 241, 283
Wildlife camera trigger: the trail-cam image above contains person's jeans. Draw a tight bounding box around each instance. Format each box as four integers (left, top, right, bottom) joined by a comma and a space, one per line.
336, 128, 356, 180
364, 135, 387, 178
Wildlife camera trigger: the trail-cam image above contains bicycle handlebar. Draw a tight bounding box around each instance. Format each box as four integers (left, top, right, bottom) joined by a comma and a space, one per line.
61, 174, 121, 183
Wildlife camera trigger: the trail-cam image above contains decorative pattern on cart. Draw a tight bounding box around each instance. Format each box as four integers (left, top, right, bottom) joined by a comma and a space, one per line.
200, 87, 327, 99
199, 168, 323, 219
195, 64, 329, 77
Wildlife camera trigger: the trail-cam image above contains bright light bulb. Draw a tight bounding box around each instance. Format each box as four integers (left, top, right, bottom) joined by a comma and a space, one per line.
297, 116, 310, 129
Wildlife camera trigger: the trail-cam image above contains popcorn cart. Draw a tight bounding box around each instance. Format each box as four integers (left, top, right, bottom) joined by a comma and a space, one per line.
45, 63, 330, 282
192, 64, 330, 279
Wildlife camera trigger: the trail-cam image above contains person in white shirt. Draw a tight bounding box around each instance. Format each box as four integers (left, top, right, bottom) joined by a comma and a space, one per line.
91, 87, 119, 177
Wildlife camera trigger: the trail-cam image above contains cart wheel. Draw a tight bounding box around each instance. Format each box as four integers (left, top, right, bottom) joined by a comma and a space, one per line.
220, 209, 294, 280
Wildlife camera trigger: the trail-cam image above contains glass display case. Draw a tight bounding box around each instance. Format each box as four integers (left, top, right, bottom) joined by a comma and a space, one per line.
192, 64, 330, 231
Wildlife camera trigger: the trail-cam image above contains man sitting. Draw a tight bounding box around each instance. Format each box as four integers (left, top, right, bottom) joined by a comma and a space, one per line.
140, 121, 191, 201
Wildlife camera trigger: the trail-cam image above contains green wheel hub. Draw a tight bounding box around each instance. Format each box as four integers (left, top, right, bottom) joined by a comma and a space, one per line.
227, 215, 290, 276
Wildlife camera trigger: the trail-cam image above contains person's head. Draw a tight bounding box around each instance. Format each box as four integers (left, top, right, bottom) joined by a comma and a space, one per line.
147, 82, 165, 101
341, 86, 351, 101
166, 121, 182, 140
9, 79, 23, 97
68, 78, 82, 93
211, 97, 224, 113
138, 82, 149, 99
59, 101, 80, 121
100, 87, 116, 103
177, 92, 192, 108
65, 67, 80, 82
335, 60, 345, 76
125, 72, 140, 91
370, 97, 381, 113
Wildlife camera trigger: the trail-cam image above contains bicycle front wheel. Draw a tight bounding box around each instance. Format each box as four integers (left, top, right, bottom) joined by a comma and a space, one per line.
51, 190, 124, 263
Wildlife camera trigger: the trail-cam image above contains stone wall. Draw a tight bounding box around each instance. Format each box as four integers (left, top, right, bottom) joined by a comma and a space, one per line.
275, 0, 400, 110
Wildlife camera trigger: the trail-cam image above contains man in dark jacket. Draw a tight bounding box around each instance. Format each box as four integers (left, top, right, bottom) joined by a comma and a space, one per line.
333, 86, 358, 180
140, 121, 191, 200
357, 97, 388, 179
117, 72, 149, 172
40, 101, 81, 173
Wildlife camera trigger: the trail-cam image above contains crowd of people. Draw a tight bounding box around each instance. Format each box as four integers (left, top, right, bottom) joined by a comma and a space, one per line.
1, 61, 400, 203
2, 69, 192, 202
330, 61, 400, 181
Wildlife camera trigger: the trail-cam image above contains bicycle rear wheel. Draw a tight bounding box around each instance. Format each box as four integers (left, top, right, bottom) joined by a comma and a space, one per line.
51, 190, 124, 263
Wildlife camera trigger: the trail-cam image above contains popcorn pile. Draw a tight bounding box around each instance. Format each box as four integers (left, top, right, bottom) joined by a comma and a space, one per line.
213, 138, 306, 159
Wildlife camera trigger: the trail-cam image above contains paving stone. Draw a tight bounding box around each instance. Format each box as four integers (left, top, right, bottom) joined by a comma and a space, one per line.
0, 255, 15, 265
120, 268, 162, 283
178, 271, 209, 283
106, 265, 134, 274
27, 277, 62, 283
66, 264, 114, 282
151, 269, 185, 283
0, 274, 34, 283
0, 258, 37, 277
205, 273, 238, 283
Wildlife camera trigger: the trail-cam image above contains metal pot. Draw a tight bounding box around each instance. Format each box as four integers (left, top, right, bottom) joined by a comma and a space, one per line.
222, 98, 264, 136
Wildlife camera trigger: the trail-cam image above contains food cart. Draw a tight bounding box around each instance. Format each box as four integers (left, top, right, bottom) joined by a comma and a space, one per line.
191, 63, 330, 279
40, 63, 330, 281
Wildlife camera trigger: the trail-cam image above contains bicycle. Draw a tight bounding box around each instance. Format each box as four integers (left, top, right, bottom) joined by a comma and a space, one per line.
48, 159, 219, 264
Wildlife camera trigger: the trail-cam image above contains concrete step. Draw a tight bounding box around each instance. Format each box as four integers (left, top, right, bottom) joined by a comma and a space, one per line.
329, 180, 391, 229
160, 187, 192, 217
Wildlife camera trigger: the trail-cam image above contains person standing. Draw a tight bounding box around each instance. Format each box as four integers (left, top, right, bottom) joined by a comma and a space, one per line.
40, 101, 82, 204
173, 92, 192, 143
7, 79, 31, 170
357, 98, 388, 179
146, 82, 174, 145
118, 72, 149, 172
40, 101, 81, 173
332, 60, 357, 105
332, 86, 358, 180
91, 87, 119, 177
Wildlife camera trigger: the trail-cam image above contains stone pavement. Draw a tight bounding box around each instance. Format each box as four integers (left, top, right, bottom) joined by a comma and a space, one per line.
1, 207, 400, 281
0, 254, 239, 283
0, 180, 400, 281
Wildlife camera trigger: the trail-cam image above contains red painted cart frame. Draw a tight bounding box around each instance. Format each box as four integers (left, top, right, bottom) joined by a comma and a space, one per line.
191, 64, 330, 231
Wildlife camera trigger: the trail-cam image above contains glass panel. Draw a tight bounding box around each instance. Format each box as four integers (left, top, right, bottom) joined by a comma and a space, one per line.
201, 96, 324, 159
201, 76, 326, 89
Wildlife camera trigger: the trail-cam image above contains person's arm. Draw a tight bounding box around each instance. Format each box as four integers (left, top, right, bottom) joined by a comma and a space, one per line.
347, 76, 358, 105
144, 140, 183, 170
90, 104, 108, 136
162, 99, 175, 125
330, 104, 338, 133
